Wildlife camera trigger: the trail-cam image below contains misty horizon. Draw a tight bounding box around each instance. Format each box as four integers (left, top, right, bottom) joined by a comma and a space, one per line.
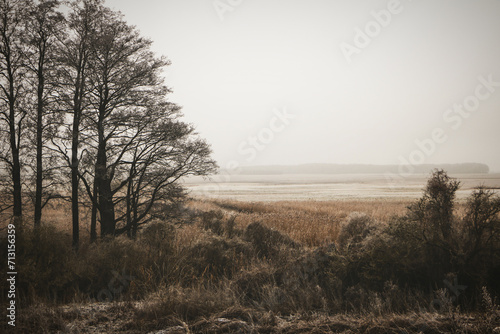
216, 162, 495, 174
105, 0, 500, 172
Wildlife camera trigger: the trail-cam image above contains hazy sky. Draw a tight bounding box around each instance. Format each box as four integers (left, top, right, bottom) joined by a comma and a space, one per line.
105, 0, 500, 172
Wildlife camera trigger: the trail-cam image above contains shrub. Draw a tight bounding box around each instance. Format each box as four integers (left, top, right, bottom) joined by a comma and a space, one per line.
386, 171, 500, 307
140, 221, 176, 254
0, 225, 77, 305
232, 264, 276, 304
463, 188, 500, 262
179, 235, 253, 284
199, 210, 225, 235
137, 283, 239, 323
406, 169, 460, 243
388, 171, 461, 283
125, 222, 179, 295
243, 221, 299, 260
77, 236, 144, 301
200, 210, 241, 239
462, 188, 500, 292
337, 212, 377, 253
274, 248, 342, 313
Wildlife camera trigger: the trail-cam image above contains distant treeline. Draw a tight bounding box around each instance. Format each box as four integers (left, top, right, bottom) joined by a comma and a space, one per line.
228, 163, 490, 175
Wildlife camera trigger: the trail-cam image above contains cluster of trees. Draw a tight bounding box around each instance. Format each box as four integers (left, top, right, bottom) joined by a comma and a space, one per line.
399, 170, 500, 289
333, 170, 500, 305
0, 0, 217, 248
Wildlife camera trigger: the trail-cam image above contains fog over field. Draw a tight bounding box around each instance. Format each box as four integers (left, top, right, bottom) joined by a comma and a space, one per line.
184, 163, 500, 201
185, 171, 500, 201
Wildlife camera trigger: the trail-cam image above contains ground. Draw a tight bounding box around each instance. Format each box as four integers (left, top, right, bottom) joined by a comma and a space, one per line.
4, 172, 500, 333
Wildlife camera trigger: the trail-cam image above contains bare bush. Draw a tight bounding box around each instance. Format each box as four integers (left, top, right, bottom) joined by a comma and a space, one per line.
337, 212, 377, 252
243, 221, 300, 260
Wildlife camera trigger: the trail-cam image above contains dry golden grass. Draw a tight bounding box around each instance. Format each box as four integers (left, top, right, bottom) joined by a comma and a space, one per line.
1, 196, 467, 250
0, 198, 89, 236
175, 223, 204, 250
186, 198, 413, 247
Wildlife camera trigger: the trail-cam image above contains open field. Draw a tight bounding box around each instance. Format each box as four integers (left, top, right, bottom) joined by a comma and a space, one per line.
183, 173, 500, 201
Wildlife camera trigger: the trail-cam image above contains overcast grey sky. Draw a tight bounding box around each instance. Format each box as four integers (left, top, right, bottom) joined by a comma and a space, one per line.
105, 0, 500, 172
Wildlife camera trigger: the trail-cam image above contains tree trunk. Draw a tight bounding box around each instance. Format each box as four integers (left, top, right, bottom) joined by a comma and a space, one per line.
34, 51, 45, 231
11, 141, 22, 225
8, 69, 22, 226
1, 1, 23, 227
97, 175, 115, 236
96, 117, 115, 236
97, 174, 115, 235
131, 188, 138, 239
71, 106, 80, 250
126, 176, 132, 238
90, 180, 98, 242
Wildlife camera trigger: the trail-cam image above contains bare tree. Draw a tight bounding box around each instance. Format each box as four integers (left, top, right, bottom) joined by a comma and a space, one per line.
81, 8, 168, 236
74, 6, 217, 237
0, 0, 28, 225
464, 187, 500, 266
23, 0, 65, 230
54, 0, 102, 249
118, 102, 217, 238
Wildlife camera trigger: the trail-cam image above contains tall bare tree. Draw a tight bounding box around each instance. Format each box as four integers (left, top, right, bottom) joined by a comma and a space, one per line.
76, 6, 217, 237
24, 0, 65, 230
54, 0, 102, 249
122, 121, 217, 238
82, 8, 170, 236
0, 0, 28, 225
